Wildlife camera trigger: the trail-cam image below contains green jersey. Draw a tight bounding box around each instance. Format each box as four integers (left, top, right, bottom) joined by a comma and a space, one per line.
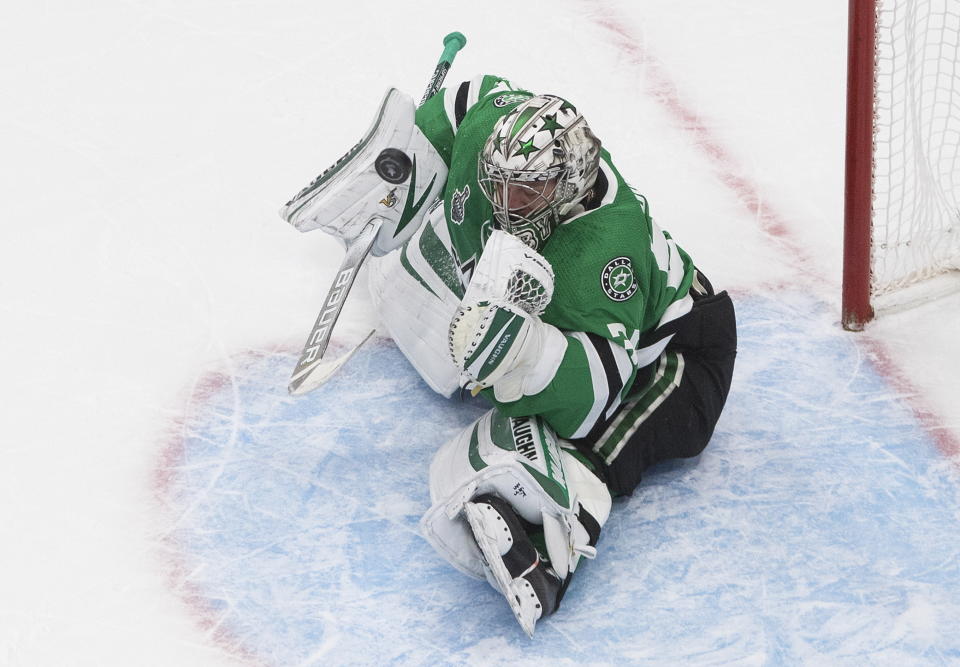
413, 75, 697, 444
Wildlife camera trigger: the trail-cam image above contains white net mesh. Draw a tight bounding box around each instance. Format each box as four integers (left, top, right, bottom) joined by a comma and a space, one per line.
872, 0, 960, 297
505, 268, 552, 316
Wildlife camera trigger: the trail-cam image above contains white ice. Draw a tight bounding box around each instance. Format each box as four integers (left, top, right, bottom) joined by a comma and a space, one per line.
2, 1, 959, 665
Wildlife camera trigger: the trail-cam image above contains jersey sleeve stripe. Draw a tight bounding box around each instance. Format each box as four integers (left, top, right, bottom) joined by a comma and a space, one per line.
658, 292, 694, 326
586, 332, 629, 422
442, 86, 459, 136
650, 220, 689, 294
664, 237, 687, 291
606, 341, 635, 419
631, 293, 694, 360
574, 334, 635, 442
466, 74, 484, 110
631, 335, 673, 370
568, 332, 610, 440
454, 80, 470, 128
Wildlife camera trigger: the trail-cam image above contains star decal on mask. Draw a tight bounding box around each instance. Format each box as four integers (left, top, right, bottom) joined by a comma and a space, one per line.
539, 113, 564, 137
513, 138, 538, 159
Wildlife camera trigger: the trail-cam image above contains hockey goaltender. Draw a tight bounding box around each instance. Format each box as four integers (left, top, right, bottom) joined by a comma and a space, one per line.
280, 74, 737, 636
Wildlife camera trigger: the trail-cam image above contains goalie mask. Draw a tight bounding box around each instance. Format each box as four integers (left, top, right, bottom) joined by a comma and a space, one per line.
478, 95, 601, 251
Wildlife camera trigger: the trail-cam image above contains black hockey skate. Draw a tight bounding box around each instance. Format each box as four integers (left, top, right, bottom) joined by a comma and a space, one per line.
463, 493, 566, 637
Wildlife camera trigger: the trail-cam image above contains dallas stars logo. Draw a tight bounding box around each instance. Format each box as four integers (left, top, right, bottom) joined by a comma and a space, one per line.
493, 93, 532, 108
601, 257, 638, 302
611, 267, 631, 289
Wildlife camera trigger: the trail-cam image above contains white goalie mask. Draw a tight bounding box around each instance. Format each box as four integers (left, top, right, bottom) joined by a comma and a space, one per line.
478, 95, 601, 251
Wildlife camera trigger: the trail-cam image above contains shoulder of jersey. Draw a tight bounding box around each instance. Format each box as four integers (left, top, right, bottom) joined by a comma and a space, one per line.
446, 76, 533, 134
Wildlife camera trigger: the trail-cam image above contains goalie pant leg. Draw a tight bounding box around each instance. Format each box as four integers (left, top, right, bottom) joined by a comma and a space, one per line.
574, 277, 738, 496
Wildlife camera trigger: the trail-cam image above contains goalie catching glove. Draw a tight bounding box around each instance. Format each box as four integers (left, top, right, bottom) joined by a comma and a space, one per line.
279, 88, 447, 256
420, 408, 612, 637
448, 230, 567, 402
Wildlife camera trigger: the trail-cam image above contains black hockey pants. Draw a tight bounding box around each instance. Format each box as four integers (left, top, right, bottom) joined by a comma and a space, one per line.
572, 273, 738, 496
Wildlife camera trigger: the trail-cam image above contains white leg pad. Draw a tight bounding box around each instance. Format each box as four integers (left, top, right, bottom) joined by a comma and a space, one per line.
419, 408, 612, 580
367, 205, 463, 397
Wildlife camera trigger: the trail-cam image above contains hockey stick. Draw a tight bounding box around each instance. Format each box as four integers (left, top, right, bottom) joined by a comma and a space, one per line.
286, 32, 467, 395
287, 219, 380, 394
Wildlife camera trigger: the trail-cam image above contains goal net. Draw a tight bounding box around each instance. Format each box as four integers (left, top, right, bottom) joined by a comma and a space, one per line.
843, 0, 960, 329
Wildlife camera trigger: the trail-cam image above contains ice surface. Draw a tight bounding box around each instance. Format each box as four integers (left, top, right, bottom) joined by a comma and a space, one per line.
3, 0, 960, 664
157, 296, 960, 664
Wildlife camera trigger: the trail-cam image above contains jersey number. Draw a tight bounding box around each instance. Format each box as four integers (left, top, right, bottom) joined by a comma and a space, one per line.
607, 323, 641, 365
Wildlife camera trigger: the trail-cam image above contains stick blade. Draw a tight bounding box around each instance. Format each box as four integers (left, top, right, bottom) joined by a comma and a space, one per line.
287, 330, 376, 395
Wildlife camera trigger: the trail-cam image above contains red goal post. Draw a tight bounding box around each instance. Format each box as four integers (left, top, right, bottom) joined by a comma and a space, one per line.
843, 0, 960, 331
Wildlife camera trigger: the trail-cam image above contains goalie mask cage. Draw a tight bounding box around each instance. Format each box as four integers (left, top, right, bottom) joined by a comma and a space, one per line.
843, 0, 960, 330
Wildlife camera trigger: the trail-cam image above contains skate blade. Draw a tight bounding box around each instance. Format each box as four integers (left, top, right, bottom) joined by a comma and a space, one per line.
463, 501, 542, 638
